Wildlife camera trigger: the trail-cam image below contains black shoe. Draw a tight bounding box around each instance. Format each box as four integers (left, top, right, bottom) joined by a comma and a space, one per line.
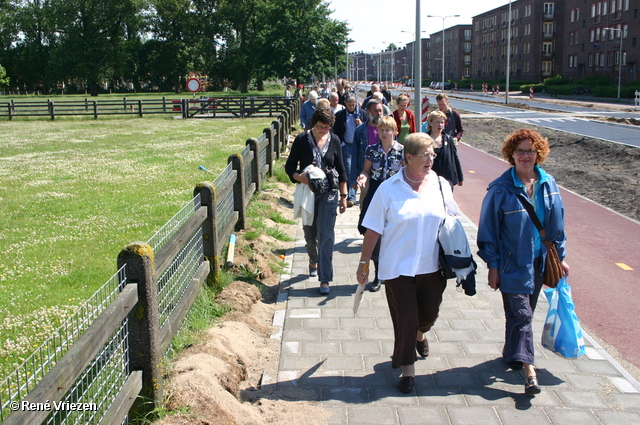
398, 376, 414, 394
368, 278, 382, 292
416, 337, 429, 358
525, 376, 541, 396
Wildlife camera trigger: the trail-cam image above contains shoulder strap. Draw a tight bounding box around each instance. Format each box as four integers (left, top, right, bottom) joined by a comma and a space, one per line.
516, 194, 546, 238
437, 177, 447, 213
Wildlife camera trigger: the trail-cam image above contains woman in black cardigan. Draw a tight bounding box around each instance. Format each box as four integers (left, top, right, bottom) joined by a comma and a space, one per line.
425, 110, 464, 190
285, 108, 349, 294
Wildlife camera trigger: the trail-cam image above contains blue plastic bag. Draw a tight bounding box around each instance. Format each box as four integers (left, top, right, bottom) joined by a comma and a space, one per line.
541, 278, 586, 358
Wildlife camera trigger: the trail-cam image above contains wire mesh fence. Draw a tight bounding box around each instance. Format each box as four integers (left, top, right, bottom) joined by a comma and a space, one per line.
157, 228, 204, 328
44, 322, 129, 425
0, 266, 127, 421
146, 193, 202, 253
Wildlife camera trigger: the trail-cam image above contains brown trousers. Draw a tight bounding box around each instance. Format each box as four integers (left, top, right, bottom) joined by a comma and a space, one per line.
385, 272, 447, 369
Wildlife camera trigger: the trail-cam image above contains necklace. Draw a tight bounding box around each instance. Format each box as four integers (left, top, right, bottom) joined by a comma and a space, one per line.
403, 169, 427, 183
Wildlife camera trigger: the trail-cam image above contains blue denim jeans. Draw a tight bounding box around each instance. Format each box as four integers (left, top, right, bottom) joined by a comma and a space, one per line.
303, 190, 339, 283
341, 143, 356, 202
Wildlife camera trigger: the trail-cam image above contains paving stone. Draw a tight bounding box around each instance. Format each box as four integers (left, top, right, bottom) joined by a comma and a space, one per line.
324, 355, 366, 371
360, 328, 394, 341
325, 406, 348, 425
303, 341, 342, 356
344, 370, 392, 387
302, 318, 340, 329
435, 329, 478, 342
572, 359, 624, 376
428, 341, 465, 355
606, 392, 640, 410
563, 373, 612, 391
461, 342, 503, 357
342, 341, 383, 356
323, 328, 360, 341
594, 410, 640, 425
282, 329, 322, 341
346, 406, 397, 425
433, 370, 482, 388
397, 406, 450, 425
414, 387, 467, 406
463, 387, 514, 406
322, 387, 370, 405
446, 406, 502, 425
556, 390, 610, 409
496, 407, 552, 424
370, 387, 420, 405
544, 408, 603, 425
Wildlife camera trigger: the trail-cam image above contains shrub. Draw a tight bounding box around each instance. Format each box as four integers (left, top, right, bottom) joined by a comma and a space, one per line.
543, 75, 570, 86
521, 83, 545, 93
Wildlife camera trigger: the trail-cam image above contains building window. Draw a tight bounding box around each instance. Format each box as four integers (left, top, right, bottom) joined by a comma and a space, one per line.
570, 32, 575, 45
603, 1, 608, 15
590, 29, 595, 42
588, 53, 594, 66
464, 68, 471, 77
623, 24, 628, 38
542, 61, 552, 75
475, 21, 479, 31
542, 42, 553, 55
594, 52, 600, 66
464, 42, 472, 53
591, 3, 596, 18
544, 2, 554, 18
464, 55, 471, 65
543, 22, 554, 37
569, 55, 574, 68
524, 61, 530, 72
600, 53, 606, 66
464, 30, 472, 40
524, 43, 531, 54
611, 0, 616, 13
524, 24, 531, 36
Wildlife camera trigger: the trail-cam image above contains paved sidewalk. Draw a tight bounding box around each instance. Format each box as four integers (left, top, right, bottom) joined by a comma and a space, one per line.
271, 205, 640, 425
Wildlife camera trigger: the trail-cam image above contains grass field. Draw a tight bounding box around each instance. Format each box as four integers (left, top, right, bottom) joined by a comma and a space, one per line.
0, 114, 275, 376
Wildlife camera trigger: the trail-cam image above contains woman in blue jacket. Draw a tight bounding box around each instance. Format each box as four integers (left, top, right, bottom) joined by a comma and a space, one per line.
477, 128, 569, 396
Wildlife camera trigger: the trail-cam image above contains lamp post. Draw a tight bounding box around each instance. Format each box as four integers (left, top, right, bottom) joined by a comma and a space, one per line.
427, 14, 460, 92
346, 39, 354, 81
603, 27, 623, 100
506, 0, 512, 104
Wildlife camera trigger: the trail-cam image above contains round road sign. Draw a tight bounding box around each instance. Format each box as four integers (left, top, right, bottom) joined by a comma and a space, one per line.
186, 78, 201, 93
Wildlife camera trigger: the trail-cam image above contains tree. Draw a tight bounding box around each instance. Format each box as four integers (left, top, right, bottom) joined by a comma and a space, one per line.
48, 0, 146, 96
0, 63, 9, 89
146, 0, 218, 93
387, 43, 397, 51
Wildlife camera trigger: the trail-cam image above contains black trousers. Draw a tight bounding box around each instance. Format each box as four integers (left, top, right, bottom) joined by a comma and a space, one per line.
385, 272, 447, 369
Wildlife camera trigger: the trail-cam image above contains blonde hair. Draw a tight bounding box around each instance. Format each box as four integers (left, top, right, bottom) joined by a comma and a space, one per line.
427, 110, 447, 133
403, 133, 434, 161
377, 116, 398, 132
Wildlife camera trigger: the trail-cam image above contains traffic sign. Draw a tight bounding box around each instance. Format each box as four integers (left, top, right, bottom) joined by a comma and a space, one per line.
186, 78, 201, 93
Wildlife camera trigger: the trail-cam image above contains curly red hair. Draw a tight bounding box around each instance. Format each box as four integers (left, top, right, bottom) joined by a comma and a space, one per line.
502, 128, 550, 166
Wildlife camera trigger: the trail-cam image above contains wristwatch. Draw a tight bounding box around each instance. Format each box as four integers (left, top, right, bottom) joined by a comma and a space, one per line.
340, 194, 347, 198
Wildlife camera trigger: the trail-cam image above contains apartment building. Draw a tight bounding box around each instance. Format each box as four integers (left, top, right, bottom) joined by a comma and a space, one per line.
472, 0, 565, 81
429, 25, 473, 81
564, 0, 637, 83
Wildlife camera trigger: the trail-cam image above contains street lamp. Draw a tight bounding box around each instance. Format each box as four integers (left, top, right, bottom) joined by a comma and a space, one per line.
345, 39, 354, 81
506, 0, 513, 104
427, 14, 460, 92
603, 27, 623, 100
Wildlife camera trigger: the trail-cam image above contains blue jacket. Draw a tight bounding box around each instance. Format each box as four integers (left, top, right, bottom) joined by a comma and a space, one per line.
299, 100, 315, 129
477, 166, 566, 294
351, 121, 375, 183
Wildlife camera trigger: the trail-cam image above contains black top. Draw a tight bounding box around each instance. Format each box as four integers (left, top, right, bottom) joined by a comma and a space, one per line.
431, 133, 464, 186
285, 131, 348, 184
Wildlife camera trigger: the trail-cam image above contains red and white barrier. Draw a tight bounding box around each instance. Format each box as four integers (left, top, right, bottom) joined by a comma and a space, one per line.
421, 96, 430, 122
470, 84, 474, 92
482, 83, 487, 94
529, 86, 534, 100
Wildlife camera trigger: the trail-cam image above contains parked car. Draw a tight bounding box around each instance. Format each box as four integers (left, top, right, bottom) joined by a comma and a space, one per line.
406, 79, 414, 87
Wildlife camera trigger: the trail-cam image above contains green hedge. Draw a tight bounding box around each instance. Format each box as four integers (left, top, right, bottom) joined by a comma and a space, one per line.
520, 83, 545, 93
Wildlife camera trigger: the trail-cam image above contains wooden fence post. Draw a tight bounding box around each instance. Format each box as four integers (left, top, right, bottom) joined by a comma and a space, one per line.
162, 96, 167, 113
138, 100, 143, 117
93, 101, 98, 119
194, 182, 220, 284
263, 127, 274, 177
246, 137, 261, 193
116, 243, 163, 415
228, 154, 246, 231
49, 99, 55, 120
8, 101, 13, 121
271, 120, 282, 159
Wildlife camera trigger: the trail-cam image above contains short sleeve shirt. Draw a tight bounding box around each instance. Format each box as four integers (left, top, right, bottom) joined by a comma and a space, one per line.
364, 141, 404, 182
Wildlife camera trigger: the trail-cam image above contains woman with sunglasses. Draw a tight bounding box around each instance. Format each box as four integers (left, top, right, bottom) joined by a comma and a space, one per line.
478, 128, 569, 396
356, 133, 458, 394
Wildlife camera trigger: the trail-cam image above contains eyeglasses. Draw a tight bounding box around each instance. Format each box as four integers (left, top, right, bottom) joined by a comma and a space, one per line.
414, 152, 437, 160
315, 124, 331, 131
514, 149, 537, 156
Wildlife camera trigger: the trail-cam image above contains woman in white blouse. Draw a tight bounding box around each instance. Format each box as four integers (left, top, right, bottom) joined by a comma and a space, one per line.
356, 132, 458, 394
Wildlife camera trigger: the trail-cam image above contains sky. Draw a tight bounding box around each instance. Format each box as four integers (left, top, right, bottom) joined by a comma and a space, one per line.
327, 0, 513, 54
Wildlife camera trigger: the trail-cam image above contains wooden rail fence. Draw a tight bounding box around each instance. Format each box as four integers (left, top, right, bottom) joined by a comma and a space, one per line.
0, 98, 301, 424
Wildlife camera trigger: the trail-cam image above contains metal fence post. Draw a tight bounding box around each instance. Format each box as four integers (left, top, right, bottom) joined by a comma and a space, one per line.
194, 182, 220, 284
246, 137, 261, 193
116, 243, 163, 415
228, 154, 246, 231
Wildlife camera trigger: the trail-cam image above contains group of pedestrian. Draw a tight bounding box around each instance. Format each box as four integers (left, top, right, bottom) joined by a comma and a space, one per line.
285, 82, 568, 397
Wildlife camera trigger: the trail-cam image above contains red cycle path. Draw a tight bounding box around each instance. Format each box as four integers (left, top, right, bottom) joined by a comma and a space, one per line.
456, 143, 640, 370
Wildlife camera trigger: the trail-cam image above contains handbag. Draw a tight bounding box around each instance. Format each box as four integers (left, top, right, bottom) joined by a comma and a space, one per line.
541, 277, 585, 358
516, 195, 563, 288
437, 178, 458, 280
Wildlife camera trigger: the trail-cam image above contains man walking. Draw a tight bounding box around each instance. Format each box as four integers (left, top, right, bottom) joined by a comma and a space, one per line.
436, 93, 464, 143
333, 93, 366, 207
351, 99, 384, 203
300, 90, 318, 129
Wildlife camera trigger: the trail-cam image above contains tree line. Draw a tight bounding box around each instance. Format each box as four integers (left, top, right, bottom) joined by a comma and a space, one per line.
0, 0, 348, 95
